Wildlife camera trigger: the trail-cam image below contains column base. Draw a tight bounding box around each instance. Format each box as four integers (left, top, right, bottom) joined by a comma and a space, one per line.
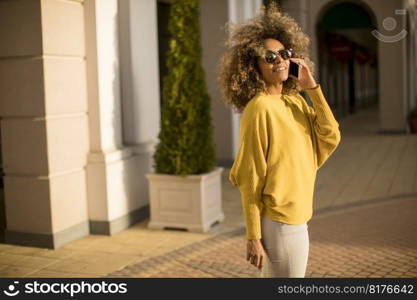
89, 204, 149, 235
5, 221, 89, 249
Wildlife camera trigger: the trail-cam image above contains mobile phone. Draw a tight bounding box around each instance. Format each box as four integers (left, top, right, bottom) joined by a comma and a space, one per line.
289, 60, 300, 79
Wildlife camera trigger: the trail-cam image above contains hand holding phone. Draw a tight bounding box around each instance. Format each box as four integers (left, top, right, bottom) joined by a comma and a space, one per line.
288, 58, 318, 89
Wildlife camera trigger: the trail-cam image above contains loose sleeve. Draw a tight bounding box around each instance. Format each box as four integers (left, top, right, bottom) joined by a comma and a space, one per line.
302, 84, 341, 170
229, 106, 269, 240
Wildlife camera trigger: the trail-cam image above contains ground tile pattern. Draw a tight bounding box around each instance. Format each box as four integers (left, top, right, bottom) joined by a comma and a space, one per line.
107, 196, 417, 278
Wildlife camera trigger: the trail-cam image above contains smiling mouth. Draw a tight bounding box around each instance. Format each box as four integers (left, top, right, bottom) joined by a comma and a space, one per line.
272, 66, 286, 73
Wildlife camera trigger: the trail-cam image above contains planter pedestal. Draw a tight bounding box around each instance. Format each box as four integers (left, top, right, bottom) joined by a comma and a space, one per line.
146, 167, 224, 232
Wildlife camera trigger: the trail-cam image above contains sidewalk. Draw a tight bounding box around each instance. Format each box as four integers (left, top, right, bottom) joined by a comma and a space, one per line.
107, 194, 417, 278
0, 104, 416, 277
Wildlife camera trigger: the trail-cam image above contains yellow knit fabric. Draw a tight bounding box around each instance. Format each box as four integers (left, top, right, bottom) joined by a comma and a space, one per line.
229, 84, 341, 240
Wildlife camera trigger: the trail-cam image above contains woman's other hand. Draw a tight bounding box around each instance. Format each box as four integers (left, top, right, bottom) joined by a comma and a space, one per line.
246, 239, 266, 269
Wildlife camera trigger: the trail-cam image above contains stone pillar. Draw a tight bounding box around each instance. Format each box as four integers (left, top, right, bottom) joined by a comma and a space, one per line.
118, 0, 160, 148
228, 0, 263, 158
373, 0, 408, 133
84, 0, 152, 235
406, 0, 417, 129
0, 0, 89, 248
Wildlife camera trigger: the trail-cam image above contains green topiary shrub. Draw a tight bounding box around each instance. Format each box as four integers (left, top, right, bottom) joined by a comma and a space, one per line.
152, 0, 216, 177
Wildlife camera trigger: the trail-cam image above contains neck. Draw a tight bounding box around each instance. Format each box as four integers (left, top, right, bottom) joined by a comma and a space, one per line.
265, 82, 283, 95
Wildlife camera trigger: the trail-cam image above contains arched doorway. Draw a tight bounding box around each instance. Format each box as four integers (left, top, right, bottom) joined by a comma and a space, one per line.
316, 1, 378, 118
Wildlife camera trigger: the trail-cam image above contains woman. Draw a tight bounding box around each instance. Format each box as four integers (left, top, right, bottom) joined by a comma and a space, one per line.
218, 4, 341, 277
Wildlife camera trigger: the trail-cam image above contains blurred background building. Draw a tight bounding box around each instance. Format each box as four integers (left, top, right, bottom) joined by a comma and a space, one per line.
0, 0, 416, 249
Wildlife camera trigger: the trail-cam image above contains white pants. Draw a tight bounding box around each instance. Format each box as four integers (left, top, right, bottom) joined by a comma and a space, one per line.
260, 216, 309, 278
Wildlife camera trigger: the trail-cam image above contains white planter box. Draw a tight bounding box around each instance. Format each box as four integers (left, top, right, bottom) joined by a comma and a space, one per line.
145, 166, 225, 232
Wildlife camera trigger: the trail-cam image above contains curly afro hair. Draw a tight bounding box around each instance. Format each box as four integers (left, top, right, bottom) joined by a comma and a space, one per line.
217, 2, 315, 113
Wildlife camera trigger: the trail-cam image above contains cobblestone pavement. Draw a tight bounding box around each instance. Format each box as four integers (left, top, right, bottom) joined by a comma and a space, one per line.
107, 195, 417, 278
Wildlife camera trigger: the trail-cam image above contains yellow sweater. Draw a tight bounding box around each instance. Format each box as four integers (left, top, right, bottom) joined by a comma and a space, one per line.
229, 84, 341, 240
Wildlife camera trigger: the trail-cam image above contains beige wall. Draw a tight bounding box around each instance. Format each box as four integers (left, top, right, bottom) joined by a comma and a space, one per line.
0, 0, 89, 248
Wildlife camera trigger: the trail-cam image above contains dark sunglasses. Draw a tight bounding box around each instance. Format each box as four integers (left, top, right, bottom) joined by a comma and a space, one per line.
262, 48, 293, 64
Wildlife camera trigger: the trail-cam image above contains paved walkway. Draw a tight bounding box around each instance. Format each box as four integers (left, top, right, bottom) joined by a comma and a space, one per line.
0, 104, 416, 277
107, 195, 417, 278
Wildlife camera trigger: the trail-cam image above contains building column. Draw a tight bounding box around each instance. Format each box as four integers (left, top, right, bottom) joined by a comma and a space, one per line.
0, 0, 89, 248
228, 0, 263, 158
406, 1, 417, 127
374, 0, 408, 133
84, 0, 152, 235
118, 0, 160, 153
